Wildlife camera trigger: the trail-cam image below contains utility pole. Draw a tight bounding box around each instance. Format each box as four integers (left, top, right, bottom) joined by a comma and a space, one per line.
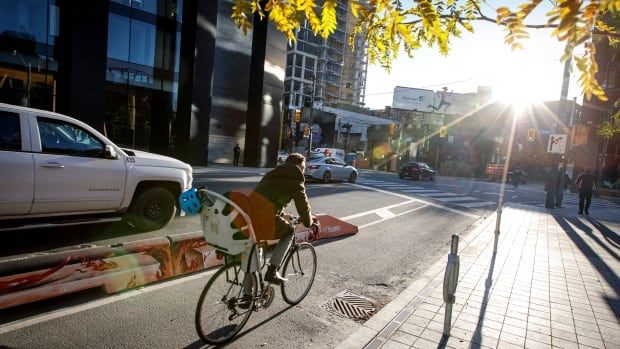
307, 74, 316, 157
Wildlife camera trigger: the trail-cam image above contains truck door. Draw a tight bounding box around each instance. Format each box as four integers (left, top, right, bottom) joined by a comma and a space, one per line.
0, 109, 35, 216
30, 115, 127, 214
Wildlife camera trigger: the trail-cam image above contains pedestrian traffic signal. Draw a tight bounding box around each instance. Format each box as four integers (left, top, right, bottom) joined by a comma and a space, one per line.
527, 128, 536, 142
294, 109, 301, 123
439, 126, 447, 138
303, 126, 310, 138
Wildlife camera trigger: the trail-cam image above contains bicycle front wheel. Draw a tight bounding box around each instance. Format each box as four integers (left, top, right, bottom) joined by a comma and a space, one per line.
195, 262, 257, 345
281, 242, 317, 305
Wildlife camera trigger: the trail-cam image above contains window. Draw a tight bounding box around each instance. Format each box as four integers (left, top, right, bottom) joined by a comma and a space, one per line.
130, 19, 156, 66
108, 13, 131, 61
37, 117, 104, 157
0, 112, 21, 151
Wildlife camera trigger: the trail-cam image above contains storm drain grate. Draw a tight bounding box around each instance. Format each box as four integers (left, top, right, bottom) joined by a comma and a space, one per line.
323, 290, 376, 321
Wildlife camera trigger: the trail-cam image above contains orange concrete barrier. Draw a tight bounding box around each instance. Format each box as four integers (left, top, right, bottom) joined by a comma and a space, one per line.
168, 232, 222, 276
315, 214, 358, 239
0, 237, 173, 309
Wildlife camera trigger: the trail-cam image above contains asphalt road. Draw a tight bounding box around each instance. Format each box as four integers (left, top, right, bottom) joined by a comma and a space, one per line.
1, 166, 617, 348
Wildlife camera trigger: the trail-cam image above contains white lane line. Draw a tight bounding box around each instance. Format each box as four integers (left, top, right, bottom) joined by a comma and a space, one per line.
421, 192, 459, 197
340, 200, 417, 220
376, 208, 396, 219
436, 196, 480, 202
347, 183, 478, 218
358, 205, 428, 229
0, 269, 215, 335
459, 201, 495, 208
400, 189, 440, 193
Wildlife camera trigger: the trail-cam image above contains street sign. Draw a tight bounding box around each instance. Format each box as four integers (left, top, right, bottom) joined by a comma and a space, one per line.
547, 134, 567, 154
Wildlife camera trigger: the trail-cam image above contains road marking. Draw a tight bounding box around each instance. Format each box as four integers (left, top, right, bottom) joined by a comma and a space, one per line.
421, 192, 459, 197
376, 208, 396, 219
340, 200, 417, 220
459, 201, 495, 208
436, 196, 479, 202
400, 189, 439, 193
358, 205, 428, 229
0, 270, 215, 335
347, 183, 478, 218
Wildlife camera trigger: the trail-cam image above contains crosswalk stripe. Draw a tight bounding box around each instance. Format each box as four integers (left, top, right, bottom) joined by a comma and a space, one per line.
421, 192, 459, 197
436, 196, 479, 202
459, 201, 496, 208
400, 189, 440, 193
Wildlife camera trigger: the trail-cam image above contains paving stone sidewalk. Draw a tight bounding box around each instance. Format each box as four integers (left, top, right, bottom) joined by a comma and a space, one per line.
338, 203, 620, 349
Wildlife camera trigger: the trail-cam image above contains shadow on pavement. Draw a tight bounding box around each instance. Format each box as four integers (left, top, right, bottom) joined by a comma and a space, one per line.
469, 252, 498, 349
585, 216, 620, 249
552, 215, 620, 317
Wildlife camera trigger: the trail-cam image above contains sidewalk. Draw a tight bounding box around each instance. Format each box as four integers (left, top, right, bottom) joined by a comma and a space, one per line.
338, 203, 620, 349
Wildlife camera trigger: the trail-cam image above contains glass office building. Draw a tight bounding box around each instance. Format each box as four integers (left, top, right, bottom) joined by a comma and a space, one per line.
0, 0, 286, 166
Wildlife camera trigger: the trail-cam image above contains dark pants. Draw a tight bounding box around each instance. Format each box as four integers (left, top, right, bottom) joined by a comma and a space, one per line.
578, 191, 593, 213
233, 154, 240, 166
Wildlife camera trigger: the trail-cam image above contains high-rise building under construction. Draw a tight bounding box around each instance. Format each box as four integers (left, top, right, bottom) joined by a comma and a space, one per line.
284, 1, 368, 110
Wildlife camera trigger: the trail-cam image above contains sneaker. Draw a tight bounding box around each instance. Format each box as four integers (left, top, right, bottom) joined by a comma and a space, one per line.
237, 294, 253, 309
264, 265, 288, 285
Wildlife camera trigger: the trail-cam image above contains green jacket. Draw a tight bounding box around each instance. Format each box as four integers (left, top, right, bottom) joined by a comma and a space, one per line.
254, 162, 313, 227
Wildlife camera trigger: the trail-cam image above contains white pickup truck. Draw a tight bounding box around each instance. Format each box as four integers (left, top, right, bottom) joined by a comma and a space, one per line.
0, 103, 193, 231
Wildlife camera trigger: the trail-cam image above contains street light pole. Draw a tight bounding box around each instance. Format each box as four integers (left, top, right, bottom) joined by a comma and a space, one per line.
307, 74, 316, 157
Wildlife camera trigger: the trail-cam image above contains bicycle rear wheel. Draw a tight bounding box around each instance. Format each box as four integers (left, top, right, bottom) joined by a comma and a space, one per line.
280, 242, 317, 305
195, 262, 257, 345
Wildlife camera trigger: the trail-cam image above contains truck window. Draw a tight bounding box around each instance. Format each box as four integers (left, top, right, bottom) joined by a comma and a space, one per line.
37, 117, 104, 157
0, 111, 21, 151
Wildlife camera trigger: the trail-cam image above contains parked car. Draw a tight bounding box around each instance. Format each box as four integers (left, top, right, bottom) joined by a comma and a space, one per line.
304, 156, 358, 183
399, 162, 435, 180
0, 103, 193, 231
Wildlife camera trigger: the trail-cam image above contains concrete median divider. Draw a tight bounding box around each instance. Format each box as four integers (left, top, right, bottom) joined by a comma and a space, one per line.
0, 214, 357, 310
0, 236, 173, 310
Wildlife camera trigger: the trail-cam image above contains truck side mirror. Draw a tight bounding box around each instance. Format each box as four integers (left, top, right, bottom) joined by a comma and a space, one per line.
104, 144, 117, 159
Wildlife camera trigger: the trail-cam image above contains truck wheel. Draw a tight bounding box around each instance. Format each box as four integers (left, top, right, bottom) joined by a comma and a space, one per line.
127, 187, 176, 231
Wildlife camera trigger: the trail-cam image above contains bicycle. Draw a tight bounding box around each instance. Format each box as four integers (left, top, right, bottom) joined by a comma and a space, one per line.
186, 188, 318, 345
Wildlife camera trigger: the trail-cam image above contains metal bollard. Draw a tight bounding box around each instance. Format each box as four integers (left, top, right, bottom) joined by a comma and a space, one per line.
443, 234, 460, 336
493, 204, 502, 254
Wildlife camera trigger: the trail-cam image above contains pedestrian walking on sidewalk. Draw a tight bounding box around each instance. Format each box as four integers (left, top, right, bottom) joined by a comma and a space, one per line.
233, 143, 241, 166
576, 165, 597, 215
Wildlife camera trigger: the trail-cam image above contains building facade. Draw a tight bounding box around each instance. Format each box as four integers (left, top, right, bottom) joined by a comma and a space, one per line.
283, 0, 367, 110
0, 0, 286, 167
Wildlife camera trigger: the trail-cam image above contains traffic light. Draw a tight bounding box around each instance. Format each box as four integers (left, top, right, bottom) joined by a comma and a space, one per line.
439, 126, 447, 138
388, 123, 397, 136
527, 128, 536, 142
303, 126, 310, 138
294, 109, 301, 123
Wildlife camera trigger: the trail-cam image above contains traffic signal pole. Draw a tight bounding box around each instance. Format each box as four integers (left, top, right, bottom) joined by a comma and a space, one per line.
546, 56, 572, 209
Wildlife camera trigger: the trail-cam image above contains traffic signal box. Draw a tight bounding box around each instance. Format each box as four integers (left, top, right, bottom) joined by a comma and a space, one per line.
527, 128, 536, 142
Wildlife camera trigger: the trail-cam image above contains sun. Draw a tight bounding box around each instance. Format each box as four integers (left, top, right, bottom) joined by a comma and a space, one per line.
486, 51, 553, 111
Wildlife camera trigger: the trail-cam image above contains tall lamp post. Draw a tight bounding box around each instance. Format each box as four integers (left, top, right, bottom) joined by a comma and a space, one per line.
13, 50, 31, 107
307, 74, 316, 157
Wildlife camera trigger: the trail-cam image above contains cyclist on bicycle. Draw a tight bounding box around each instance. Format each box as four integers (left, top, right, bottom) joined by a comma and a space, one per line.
251, 152, 318, 284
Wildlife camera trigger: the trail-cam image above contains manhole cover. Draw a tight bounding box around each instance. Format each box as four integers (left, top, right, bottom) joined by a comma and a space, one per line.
323, 290, 376, 320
